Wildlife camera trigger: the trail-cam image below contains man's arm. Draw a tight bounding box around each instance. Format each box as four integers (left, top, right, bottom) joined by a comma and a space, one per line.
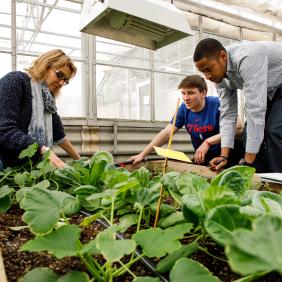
128, 124, 179, 165
239, 54, 268, 163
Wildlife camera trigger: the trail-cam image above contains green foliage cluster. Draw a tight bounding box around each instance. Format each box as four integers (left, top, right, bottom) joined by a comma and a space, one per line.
1, 144, 282, 281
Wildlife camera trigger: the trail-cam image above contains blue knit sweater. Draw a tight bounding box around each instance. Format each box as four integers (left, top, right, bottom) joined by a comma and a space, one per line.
0, 71, 65, 167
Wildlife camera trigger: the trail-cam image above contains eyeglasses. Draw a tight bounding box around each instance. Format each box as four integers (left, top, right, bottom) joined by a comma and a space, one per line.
54, 69, 69, 85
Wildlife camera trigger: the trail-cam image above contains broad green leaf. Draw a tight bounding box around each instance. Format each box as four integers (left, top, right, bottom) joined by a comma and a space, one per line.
20, 267, 89, 282
169, 258, 221, 282
240, 190, 258, 206
14, 172, 32, 188
20, 267, 57, 282
133, 223, 192, 258
37, 158, 55, 174
218, 170, 245, 196
16, 187, 32, 205
133, 187, 159, 210
80, 239, 99, 255
21, 188, 61, 235
29, 169, 43, 179
96, 226, 136, 262
90, 151, 114, 168
158, 212, 185, 228
181, 204, 200, 227
133, 278, 161, 282
80, 212, 104, 227
252, 191, 282, 218
226, 216, 282, 275
19, 143, 38, 159
103, 169, 130, 189
130, 167, 150, 187
0, 185, 14, 213
181, 193, 206, 220
117, 214, 138, 232
77, 195, 101, 211
33, 180, 50, 189
87, 189, 117, 201
0, 195, 12, 213
205, 205, 252, 246
156, 241, 199, 273
150, 203, 176, 217
161, 171, 181, 193
202, 186, 239, 211
52, 191, 81, 216
210, 166, 255, 191
74, 185, 99, 195
21, 225, 80, 259
239, 206, 263, 219
58, 271, 89, 282
90, 160, 107, 186
177, 173, 209, 195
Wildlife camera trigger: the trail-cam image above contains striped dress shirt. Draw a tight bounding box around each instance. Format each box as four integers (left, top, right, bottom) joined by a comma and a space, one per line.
215, 40, 282, 154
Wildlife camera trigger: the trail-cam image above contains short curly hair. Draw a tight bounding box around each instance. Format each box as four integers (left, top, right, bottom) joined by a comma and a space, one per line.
193, 38, 226, 62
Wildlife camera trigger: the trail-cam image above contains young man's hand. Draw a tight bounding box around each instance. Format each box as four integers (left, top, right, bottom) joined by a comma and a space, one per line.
194, 141, 210, 164
128, 153, 145, 166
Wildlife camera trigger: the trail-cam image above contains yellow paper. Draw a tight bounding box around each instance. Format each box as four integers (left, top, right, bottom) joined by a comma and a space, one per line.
154, 146, 192, 163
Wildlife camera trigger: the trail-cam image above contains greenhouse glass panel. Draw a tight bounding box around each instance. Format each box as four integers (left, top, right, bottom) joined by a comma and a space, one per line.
97, 65, 151, 120
154, 72, 185, 122
0, 0, 11, 52
154, 31, 198, 74
16, 1, 81, 58
96, 37, 150, 69
0, 53, 11, 79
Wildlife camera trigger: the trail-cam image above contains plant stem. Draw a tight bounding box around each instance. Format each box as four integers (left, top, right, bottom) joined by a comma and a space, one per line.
137, 206, 144, 232
60, 211, 69, 225
112, 254, 144, 277
199, 246, 227, 262
233, 271, 270, 282
79, 254, 105, 282
29, 159, 32, 172
117, 259, 137, 279
110, 196, 115, 225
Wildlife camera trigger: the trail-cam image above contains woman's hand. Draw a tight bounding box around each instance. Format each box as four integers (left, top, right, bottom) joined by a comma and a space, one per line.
40, 146, 66, 168
194, 141, 210, 164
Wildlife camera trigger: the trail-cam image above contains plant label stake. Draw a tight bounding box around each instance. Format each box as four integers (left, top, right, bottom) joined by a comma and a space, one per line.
154, 98, 180, 228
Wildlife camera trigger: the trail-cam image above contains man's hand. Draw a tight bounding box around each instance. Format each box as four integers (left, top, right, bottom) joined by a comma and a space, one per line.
194, 140, 210, 164
209, 156, 228, 171
128, 153, 145, 166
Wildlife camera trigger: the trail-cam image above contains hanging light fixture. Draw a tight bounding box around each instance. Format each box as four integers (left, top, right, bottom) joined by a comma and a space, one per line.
80, 0, 193, 50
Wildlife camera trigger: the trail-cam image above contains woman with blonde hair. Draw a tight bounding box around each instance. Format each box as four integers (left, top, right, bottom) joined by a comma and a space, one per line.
0, 49, 80, 170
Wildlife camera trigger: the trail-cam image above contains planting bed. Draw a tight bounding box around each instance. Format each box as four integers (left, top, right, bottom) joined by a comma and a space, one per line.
1, 148, 282, 282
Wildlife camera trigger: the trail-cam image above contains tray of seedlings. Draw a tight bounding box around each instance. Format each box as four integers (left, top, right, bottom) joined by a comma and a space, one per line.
0, 144, 282, 282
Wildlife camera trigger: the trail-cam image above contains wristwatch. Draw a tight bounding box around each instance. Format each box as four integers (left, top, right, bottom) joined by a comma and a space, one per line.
238, 158, 254, 167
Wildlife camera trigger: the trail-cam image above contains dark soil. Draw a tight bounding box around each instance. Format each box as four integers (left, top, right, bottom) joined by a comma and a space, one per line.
0, 205, 154, 282
1, 205, 282, 282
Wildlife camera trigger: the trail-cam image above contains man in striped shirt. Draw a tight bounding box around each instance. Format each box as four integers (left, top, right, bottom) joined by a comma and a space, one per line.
193, 38, 282, 172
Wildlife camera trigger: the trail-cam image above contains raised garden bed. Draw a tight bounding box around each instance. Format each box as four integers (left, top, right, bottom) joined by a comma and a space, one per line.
1, 147, 282, 282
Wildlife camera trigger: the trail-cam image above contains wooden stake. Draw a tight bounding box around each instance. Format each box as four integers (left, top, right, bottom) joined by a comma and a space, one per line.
154, 98, 180, 228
